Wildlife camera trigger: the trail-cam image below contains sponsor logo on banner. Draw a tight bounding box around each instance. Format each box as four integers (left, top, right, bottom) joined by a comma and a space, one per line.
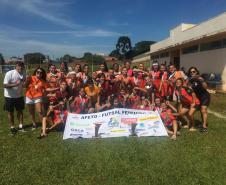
63, 108, 168, 139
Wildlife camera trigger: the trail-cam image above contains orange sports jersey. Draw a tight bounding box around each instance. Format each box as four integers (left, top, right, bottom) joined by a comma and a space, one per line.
84, 85, 100, 103
169, 71, 185, 82
174, 71, 184, 79
85, 85, 100, 96
25, 76, 47, 99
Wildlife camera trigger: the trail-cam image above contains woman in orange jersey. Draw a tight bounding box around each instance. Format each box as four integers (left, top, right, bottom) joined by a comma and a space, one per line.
84, 79, 100, 108
25, 67, 47, 130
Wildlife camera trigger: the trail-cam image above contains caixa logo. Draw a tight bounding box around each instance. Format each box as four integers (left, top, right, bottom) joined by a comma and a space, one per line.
70, 122, 77, 126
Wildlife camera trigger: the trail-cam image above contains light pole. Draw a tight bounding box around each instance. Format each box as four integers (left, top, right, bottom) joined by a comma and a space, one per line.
92, 54, 93, 73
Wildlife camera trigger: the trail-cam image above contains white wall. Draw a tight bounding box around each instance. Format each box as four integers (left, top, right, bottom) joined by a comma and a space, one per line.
181, 48, 226, 90
151, 12, 226, 53
132, 55, 150, 64
151, 57, 170, 66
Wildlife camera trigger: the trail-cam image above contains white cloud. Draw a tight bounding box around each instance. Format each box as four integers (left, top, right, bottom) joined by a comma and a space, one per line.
0, 35, 114, 57
108, 22, 129, 27
0, 25, 124, 38
72, 29, 122, 37
0, 0, 80, 28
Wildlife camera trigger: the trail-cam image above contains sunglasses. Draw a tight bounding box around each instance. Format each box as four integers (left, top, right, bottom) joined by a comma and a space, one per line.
190, 70, 197, 74
36, 70, 43, 74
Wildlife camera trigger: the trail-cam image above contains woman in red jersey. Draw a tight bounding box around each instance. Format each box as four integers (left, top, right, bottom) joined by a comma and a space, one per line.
175, 78, 200, 131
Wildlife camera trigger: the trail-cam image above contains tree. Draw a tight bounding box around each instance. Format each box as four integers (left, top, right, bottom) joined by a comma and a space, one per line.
109, 39, 156, 59
61, 54, 73, 63
82, 52, 105, 65
116, 36, 133, 59
109, 49, 120, 59
133, 41, 156, 56
24, 53, 45, 65
0, 53, 5, 65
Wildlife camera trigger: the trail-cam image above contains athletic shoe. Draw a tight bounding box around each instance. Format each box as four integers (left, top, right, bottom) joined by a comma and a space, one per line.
18, 125, 27, 132
170, 134, 177, 140
10, 127, 17, 135
200, 127, 208, 133
31, 124, 37, 131
182, 125, 189, 129
189, 127, 197, 132
37, 134, 47, 139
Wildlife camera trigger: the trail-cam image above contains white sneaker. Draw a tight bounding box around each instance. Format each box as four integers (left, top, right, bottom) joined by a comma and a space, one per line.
18, 124, 27, 132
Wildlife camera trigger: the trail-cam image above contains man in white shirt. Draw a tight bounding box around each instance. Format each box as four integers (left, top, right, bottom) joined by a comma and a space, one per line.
3, 61, 26, 135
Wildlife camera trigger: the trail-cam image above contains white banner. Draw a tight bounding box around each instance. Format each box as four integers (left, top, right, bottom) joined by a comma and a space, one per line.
63, 108, 168, 140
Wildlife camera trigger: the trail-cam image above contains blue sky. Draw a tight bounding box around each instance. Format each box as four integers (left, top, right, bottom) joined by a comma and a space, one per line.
0, 0, 226, 58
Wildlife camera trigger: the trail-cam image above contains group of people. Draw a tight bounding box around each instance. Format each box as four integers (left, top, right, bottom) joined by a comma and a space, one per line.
3, 60, 210, 140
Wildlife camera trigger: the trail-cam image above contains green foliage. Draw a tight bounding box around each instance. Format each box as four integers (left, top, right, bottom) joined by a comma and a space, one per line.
110, 38, 156, 60
61, 54, 72, 63
116, 36, 133, 59
133, 41, 156, 56
24, 53, 45, 65
82, 52, 105, 65
0, 53, 5, 65
109, 49, 121, 59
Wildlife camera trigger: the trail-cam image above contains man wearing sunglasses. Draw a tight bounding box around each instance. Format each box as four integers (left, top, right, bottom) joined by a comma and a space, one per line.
3, 61, 26, 135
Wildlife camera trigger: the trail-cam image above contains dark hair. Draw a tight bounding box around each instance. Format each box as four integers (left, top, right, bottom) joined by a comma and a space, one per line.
75, 64, 82, 72
113, 63, 119, 69
187, 66, 200, 77
83, 64, 89, 70
15, 61, 24, 67
175, 78, 184, 86
48, 63, 56, 72
99, 61, 108, 72
160, 63, 166, 68
59, 80, 67, 84
33, 67, 46, 81
98, 73, 106, 79
124, 61, 131, 65
60, 61, 68, 73
160, 64, 166, 78
87, 79, 94, 85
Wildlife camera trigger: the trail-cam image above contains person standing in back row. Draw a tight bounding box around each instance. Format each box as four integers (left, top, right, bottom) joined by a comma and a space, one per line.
3, 61, 26, 135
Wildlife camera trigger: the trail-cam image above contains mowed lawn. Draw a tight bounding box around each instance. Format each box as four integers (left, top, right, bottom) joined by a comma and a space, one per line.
0, 76, 226, 185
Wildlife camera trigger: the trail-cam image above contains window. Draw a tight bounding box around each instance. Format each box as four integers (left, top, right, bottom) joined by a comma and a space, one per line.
151, 54, 159, 60
182, 45, 199, 54
200, 40, 222, 52
223, 38, 226, 48
159, 52, 169, 58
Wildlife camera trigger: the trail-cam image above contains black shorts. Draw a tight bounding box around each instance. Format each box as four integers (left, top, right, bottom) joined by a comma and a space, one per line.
181, 103, 200, 110
4, 97, 25, 112
199, 93, 210, 107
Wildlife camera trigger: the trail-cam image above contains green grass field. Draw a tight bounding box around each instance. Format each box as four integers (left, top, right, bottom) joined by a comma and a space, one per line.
0, 75, 226, 185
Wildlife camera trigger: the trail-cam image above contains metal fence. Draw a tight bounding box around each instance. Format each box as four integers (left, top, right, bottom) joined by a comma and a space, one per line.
0, 64, 49, 74
0, 65, 16, 74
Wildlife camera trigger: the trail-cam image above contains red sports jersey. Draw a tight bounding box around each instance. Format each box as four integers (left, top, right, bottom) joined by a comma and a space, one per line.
175, 87, 200, 106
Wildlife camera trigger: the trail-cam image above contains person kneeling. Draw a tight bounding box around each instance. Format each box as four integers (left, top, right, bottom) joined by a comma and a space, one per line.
160, 102, 179, 140
39, 100, 67, 139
